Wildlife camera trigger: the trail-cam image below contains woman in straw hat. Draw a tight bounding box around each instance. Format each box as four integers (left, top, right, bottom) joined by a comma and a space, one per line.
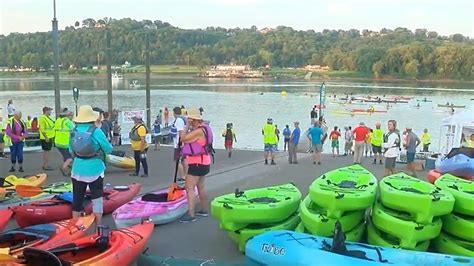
70, 105, 113, 227
179, 108, 213, 223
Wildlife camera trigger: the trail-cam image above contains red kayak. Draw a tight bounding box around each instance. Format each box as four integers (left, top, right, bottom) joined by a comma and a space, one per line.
14, 183, 141, 227
0, 208, 13, 232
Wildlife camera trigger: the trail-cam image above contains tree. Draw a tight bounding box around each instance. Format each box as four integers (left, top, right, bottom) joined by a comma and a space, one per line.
82, 18, 96, 28
404, 59, 419, 78
21, 52, 40, 70
427, 31, 438, 39
372, 61, 384, 78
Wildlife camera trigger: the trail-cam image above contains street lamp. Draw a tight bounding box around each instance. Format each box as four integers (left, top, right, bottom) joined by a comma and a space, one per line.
52, 0, 60, 117
72, 87, 79, 115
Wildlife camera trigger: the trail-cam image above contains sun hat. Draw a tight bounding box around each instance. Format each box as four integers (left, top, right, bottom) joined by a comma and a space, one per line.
73, 105, 99, 123
186, 108, 203, 121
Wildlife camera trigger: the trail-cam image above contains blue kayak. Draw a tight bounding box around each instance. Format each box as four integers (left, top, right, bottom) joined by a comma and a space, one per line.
246, 230, 473, 266
436, 154, 474, 178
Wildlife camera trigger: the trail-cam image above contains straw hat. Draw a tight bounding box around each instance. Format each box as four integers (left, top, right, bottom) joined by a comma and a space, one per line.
73, 105, 99, 123
186, 108, 203, 120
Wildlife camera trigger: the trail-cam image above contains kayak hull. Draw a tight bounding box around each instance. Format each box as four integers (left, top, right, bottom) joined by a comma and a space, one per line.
106, 154, 135, 169
436, 154, 474, 178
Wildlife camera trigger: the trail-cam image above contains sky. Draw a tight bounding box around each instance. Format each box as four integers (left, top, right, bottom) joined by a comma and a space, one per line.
1, 0, 473, 37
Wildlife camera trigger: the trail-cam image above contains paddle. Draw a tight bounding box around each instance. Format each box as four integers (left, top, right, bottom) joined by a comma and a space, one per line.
16, 185, 66, 197
167, 158, 185, 201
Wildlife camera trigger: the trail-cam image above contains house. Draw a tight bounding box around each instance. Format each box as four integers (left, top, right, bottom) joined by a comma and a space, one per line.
260, 27, 273, 34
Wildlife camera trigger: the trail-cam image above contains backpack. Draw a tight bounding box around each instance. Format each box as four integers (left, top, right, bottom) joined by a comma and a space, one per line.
383, 131, 401, 153
70, 126, 100, 159
170, 116, 186, 138
181, 124, 215, 163
129, 124, 148, 141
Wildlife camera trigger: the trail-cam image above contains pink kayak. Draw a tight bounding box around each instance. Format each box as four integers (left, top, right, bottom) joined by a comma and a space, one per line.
113, 187, 196, 228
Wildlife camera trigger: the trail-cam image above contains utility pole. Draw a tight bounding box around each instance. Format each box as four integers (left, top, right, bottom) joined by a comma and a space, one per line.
52, 0, 60, 117
105, 29, 112, 113
145, 33, 151, 129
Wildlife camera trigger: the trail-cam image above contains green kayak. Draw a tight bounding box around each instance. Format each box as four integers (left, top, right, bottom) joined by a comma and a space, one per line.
295, 221, 366, 242
379, 173, 455, 224
0, 182, 72, 209
442, 213, 474, 242
300, 196, 365, 237
434, 174, 474, 216
211, 183, 302, 231
309, 164, 377, 218
433, 231, 474, 257
228, 211, 300, 253
371, 201, 442, 249
367, 222, 430, 251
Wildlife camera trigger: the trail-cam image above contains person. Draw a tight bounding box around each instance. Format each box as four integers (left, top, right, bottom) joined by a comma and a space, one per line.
405, 127, 421, 177
156, 110, 163, 125
262, 118, 278, 165
382, 120, 401, 176
181, 105, 187, 116
69, 105, 113, 228
6, 111, 27, 172
112, 121, 121, 146
307, 122, 324, 165
171, 107, 187, 183
164, 107, 169, 128
55, 109, 75, 176
102, 112, 113, 142
282, 125, 291, 152
179, 108, 212, 223
310, 107, 317, 125
365, 129, 373, 158
222, 123, 237, 158
421, 128, 431, 152
129, 115, 149, 177
463, 134, 474, 148
199, 107, 204, 115
26, 115, 32, 130
39, 106, 55, 170
288, 121, 300, 164
352, 122, 369, 164
152, 117, 162, 151
371, 122, 384, 165
0, 119, 5, 158
7, 99, 15, 118
329, 126, 341, 157
275, 125, 281, 150
30, 117, 38, 132
344, 126, 353, 156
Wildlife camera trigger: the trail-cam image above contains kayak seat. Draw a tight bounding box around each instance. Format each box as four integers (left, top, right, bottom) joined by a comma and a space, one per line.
399, 187, 424, 194
22, 247, 62, 266
111, 150, 126, 157
248, 197, 278, 203
141, 193, 168, 202
0, 224, 57, 243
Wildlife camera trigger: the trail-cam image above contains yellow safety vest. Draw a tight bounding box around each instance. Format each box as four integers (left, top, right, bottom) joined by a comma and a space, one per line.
262, 124, 277, 144
467, 139, 473, 148
26, 119, 32, 129
7, 117, 27, 143
371, 129, 384, 146
39, 114, 55, 139
54, 117, 73, 148
421, 133, 431, 145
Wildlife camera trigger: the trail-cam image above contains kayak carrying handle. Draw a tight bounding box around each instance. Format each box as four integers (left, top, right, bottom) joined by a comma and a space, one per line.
223, 202, 233, 209
234, 189, 244, 198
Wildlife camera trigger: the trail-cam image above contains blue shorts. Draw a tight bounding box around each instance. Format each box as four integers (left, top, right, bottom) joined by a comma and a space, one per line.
264, 144, 277, 152
406, 152, 416, 163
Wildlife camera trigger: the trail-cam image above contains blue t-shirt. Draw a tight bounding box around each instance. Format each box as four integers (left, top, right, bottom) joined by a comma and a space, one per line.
153, 123, 161, 135
291, 128, 301, 145
283, 128, 291, 138
308, 127, 323, 145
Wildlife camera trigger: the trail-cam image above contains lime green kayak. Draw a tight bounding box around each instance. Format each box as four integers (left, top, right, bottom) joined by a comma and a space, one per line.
0, 182, 72, 209
295, 221, 365, 242
367, 221, 430, 251
228, 211, 300, 253
434, 174, 474, 216
371, 200, 442, 249
379, 173, 455, 224
211, 183, 302, 231
309, 165, 377, 218
433, 231, 474, 257
300, 196, 365, 237
442, 213, 474, 242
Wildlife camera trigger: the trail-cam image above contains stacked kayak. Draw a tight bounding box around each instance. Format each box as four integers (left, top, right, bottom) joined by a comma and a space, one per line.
14, 183, 141, 227
427, 170, 442, 184
106, 154, 135, 169
433, 174, 474, 256
370, 173, 454, 251
211, 183, 301, 252
113, 187, 195, 228
246, 230, 473, 266
436, 153, 474, 178
1, 173, 47, 189
0, 182, 72, 209
0, 209, 13, 232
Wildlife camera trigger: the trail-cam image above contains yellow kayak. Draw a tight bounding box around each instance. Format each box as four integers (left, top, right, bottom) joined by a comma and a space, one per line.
1, 173, 47, 190
331, 110, 370, 116
106, 154, 136, 169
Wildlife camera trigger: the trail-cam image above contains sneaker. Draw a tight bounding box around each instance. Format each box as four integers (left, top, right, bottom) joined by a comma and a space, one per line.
129, 173, 139, 176
271, 161, 276, 165
293, 161, 298, 164
264, 160, 268, 165
317, 162, 321, 165
179, 214, 197, 223
18, 167, 24, 172
42, 166, 54, 171
195, 211, 209, 217
313, 161, 316, 165
140, 174, 148, 178
379, 161, 383, 165
9, 167, 15, 172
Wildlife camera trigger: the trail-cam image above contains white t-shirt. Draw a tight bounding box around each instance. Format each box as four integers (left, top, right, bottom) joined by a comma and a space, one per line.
383, 131, 401, 158
172, 117, 186, 148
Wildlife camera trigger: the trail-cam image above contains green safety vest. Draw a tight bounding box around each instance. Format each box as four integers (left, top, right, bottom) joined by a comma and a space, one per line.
421, 133, 431, 145
26, 119, 32, 129
262, 124, 278, 144
54, 117, 73, 148
467, 139, 473, 148
370, 129, 384, 146
39, 114, 55, 139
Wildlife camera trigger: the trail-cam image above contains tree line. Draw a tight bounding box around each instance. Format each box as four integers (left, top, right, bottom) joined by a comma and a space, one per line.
0, 18, 472, 79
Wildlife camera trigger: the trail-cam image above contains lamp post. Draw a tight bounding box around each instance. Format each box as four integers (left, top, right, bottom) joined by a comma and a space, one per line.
72, 87, 79, 115
52, 0, 60, 117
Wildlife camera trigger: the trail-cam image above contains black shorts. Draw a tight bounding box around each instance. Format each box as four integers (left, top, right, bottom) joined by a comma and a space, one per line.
71, 177, 103, 212
113, 133, 120, 137
41, 139, 54, 151
284, 138, 290, 143
187, 164, 210, 177
372, 145, 382, 154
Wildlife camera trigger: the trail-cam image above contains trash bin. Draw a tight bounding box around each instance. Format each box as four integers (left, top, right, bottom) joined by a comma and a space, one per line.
425, 158, 436, 170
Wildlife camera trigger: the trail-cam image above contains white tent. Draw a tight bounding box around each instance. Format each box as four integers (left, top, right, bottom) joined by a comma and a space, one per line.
440, 105, 474, 154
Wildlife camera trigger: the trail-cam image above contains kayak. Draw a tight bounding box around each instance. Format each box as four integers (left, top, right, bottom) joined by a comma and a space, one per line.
433, 231, 474, 257
1, 173, 47, 190
211, 183, 301, 231
309, 164, 377, 218
371, 201, 442, 249
427, 170, 442, 183
0, 209, 13, 232
434, 174, 474, 215
367, 222, 430, 251
379, 173, 455, 223
246, 230, 472, 266
106, 154, 135, 169
137, 254, 237, 266
300, 196, 365, 236
351, 109, 387, 113
295, 221, 366, 243
0, 215, 95, 256
113, 187, 195, 228
14, 183, 141, 227
437, 104, 465, 108
442, 213, 474, 242
0, 182, 72, 210
19, 221, 154, 265
436, 154, 474, 178
331, 110, 370, 115
228, 211, 300, 253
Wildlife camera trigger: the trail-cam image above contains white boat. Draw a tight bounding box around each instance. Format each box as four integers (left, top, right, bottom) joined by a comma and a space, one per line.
129, 80, 140, 88
112, 71, 123, 80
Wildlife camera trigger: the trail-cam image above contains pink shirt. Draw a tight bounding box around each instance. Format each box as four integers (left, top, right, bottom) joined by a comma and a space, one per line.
186, 139, 211, 165
6, 119, 28, 143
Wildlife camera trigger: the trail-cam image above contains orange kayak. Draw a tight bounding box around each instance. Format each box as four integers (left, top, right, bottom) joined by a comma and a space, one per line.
1, 174, 47, 190
17, 220, 154, 266
0, 215, 95, 256
0, 209, 13, 232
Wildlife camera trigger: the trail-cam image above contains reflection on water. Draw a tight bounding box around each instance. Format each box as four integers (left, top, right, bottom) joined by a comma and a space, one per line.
0, 77, 472, 151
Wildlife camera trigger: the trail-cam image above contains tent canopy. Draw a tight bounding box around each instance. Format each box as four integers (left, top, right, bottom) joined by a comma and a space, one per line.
440, 105, 474, 154
442, 105, 474, 126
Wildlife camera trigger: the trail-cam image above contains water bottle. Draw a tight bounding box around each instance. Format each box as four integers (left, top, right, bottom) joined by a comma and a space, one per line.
105, 183, 111, 191
97, 225, 110, 252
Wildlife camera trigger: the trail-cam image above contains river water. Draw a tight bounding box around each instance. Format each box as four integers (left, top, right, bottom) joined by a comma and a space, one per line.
1, 76, 473, 151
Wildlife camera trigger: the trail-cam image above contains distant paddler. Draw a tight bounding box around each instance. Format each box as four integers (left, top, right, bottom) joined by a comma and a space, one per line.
281, 90, 287, 96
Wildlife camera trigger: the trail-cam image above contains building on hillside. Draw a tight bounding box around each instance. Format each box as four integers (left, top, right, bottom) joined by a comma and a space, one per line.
304, 65, 330, 72
203, 65, 265, 78
260, 27, 274, 34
